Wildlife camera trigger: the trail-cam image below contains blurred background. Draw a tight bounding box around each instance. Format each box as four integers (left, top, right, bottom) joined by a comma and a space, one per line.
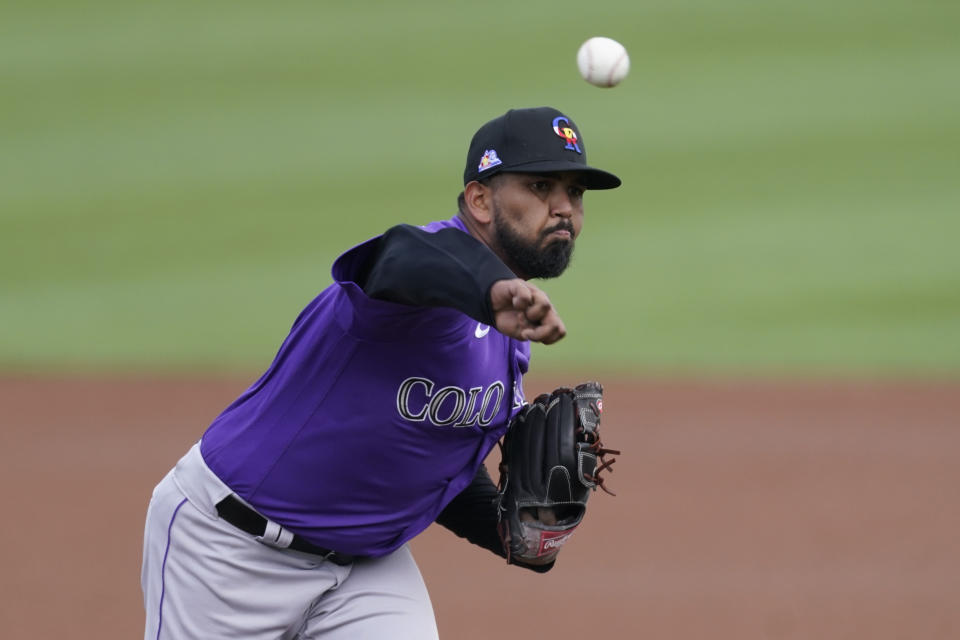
1, 0, 958, 638
3, 0, 958, 375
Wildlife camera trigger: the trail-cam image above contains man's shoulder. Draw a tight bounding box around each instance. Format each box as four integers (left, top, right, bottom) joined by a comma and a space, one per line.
417, 215, 468, 234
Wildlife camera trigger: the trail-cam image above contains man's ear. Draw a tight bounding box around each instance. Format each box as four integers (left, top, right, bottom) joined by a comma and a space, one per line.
463, 180, 494, 225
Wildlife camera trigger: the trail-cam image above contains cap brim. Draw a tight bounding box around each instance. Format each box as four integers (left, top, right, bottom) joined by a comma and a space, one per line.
501, 161, 622, 190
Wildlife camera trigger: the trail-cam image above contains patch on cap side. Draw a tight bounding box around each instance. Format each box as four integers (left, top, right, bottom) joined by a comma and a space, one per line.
478, 149, 502, 172
552, 116, 582, 154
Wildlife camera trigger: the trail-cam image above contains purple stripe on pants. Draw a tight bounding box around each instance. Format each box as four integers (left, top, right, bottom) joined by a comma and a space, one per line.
156, 498, 188, 640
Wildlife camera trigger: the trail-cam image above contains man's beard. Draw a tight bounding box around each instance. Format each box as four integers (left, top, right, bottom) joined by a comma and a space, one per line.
492, 208, 575, 279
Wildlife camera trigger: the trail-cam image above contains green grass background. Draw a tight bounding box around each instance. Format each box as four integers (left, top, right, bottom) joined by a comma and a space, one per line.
2, 0, 958, 376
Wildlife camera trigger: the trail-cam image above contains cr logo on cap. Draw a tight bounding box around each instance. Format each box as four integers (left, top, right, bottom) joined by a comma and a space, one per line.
478, 149, 502, 172
552, 116, 582, 154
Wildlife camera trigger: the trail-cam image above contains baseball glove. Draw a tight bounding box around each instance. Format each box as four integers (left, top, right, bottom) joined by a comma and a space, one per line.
496, 381, 618, 566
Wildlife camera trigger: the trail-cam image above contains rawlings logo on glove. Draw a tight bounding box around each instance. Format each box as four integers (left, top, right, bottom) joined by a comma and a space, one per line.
540, 530, 575, 553
496, 381, 619, 566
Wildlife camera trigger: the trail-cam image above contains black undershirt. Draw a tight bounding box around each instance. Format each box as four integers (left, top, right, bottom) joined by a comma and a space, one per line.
362, 224, 516, 324
357, 221, 553, 572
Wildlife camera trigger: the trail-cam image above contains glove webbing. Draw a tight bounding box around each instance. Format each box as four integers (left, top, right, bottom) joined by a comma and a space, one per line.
579, 397, 620, 494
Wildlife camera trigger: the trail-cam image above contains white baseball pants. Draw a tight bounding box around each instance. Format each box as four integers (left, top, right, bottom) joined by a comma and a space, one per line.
141, 443, 439, 639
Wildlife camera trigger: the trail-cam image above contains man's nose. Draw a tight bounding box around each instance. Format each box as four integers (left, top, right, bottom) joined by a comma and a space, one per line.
550, 189, 575, 217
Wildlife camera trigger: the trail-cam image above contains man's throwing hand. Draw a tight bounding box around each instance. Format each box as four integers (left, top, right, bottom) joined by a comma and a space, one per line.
489, 279, 566, 344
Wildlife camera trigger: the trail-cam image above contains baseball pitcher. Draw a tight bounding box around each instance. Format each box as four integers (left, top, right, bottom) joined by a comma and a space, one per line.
141, 106, 620, 639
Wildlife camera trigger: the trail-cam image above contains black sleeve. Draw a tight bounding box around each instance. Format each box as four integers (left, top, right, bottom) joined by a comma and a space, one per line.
435, 464, 555, 573
360, 224, 517, 326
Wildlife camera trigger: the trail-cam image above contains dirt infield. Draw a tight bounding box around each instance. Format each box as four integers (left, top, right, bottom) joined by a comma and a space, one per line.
1, 374, 958, 638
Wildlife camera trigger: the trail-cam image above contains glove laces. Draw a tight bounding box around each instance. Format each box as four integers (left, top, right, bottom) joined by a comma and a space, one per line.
580, 398, 620, 495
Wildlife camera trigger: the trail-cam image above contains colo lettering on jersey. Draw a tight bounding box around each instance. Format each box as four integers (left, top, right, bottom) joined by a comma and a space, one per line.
396, 376, 505, 427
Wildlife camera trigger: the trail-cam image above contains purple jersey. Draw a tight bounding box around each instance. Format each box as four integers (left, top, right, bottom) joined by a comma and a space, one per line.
200, 216, 529, 557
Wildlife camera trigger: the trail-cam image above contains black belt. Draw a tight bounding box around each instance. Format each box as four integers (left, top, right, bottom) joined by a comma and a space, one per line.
215, 495, 355, 566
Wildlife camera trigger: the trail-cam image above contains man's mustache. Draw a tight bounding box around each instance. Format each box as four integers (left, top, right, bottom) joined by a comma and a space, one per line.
541, 221, 575, 240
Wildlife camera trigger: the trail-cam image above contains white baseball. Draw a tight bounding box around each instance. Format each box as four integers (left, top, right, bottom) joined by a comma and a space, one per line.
576, 37, 630, 88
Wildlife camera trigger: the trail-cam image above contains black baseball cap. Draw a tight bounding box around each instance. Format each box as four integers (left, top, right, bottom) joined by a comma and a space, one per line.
463, 106, 621, 190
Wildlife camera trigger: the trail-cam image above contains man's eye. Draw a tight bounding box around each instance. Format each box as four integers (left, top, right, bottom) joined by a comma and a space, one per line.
531, 181, 550, 192
569, 187, 585, 199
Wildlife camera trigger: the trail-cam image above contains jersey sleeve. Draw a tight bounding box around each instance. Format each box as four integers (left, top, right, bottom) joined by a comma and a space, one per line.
360, 224, 517, 325
435, 464, 555, 573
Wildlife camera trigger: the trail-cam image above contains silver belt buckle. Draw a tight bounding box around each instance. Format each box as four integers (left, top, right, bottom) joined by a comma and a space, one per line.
256, 519, 295, 550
